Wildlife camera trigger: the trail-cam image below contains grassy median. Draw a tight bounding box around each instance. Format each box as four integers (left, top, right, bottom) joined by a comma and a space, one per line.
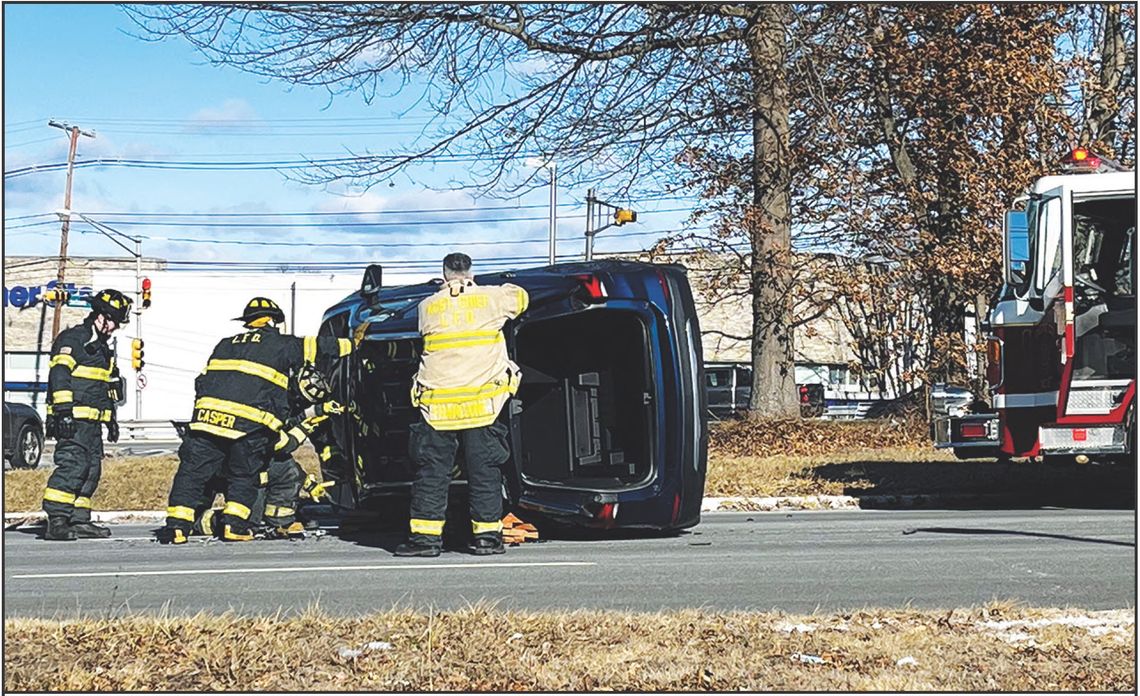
4, 604, 1133, 691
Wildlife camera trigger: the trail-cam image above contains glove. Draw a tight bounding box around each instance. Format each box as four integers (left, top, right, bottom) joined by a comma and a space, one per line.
107, 420, 120, 443
302, 474, 335, 502
317, 400, 344, 416
299, 414, 329, 436
51, 409, 76, 440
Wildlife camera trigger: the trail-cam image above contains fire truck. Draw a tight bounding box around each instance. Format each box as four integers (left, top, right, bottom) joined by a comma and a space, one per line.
933, 149, 1136, 464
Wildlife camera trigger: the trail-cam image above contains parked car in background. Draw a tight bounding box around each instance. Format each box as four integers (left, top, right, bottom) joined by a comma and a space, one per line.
705, 362, 824, 418
3, 401, 44, 469
320, 259, 708, 533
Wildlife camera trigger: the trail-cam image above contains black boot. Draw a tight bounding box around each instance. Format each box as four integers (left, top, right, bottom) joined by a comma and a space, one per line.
70, 521, 112, 539
44, 516, 77, 541
156, 526, 189, 545
394, 540, 442, 557
468, 536, 505, 556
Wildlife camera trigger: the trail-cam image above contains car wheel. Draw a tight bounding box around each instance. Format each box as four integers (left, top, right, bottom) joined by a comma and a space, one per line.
11, 423, 43, 469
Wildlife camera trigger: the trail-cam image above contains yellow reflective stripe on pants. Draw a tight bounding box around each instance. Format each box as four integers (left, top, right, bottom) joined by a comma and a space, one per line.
259, 471, 269, 485
72, 365, 113, 382
304, 336, 317, 362
73, 407, 112, 422
265, 504, 295, 518
167, 505, 196, 522
51, 390, 74, 403
222, 501, 252, 520
205, 359, 289, 389
49, 354, 77, 370
337, 338, 353, 356
43, 487, 77, 505
188, 422, 245, 440
410, 518, 444, 536
472, 520, 503, 535
193, 397, 283, 430
73, 496, 93, 510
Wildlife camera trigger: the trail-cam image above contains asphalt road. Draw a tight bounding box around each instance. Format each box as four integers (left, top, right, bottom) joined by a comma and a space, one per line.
4, 509, 1134, 618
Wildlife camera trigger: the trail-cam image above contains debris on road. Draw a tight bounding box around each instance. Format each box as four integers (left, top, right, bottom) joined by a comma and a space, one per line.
791, 653, 826, 665
896, 656, 918, 667
502, 513, 539, 545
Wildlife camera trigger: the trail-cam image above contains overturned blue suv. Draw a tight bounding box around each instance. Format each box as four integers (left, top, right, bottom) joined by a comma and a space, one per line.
318, 259, 707, 532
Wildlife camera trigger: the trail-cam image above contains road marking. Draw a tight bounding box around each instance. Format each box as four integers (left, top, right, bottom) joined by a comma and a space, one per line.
12, 561, 595, 580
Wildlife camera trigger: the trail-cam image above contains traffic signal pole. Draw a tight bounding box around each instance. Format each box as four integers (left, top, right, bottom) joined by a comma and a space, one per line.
48, 121, 94, 339
135, 237, 142, 421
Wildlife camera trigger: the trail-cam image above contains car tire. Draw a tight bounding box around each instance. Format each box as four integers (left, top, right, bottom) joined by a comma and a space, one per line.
10, 423, 43, 469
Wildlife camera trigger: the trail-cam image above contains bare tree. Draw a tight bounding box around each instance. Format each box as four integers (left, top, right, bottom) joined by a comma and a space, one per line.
127, 3, 805, 416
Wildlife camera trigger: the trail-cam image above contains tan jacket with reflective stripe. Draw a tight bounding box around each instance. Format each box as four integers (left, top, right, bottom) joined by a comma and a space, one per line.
413, 279, 528, 430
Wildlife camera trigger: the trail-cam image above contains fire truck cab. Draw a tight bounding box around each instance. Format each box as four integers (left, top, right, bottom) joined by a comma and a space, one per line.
934, 149, 1136, 463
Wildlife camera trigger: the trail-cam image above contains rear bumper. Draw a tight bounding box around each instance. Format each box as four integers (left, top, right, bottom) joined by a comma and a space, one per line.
932, 414, 1001, 450
1038, 424, 1131, 455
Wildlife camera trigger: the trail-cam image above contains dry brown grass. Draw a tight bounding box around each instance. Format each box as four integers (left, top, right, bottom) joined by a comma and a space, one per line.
4, 604, 1133, 691
709, 416, 929, 459
4, 449, 323, 513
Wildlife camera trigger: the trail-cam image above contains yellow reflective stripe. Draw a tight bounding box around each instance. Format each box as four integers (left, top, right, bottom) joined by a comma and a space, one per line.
275, 430, 290, 451
50, 354, 77, 370
420, 384, 511, 405
288, 426, 306, 442
428, 412, 499, 430
52, 390, 74, 403
472, 520, 504, 535
259, 471, 269, 485
73, 496, 92, 510
264, 504, 278, 517
194, 397, 283, 430
222, 501, 252, 520
200, 509, 216, 535
73, 407, 112, 422
304, 336, 317, 362
266, 505, 295, 518
409, 518, 444, 536
188, 422, 245, 439
43, 488, 77, 504
206, 359, 289, 389
424, 330, 503, 351
167, 505, 196, 522
337, 338, 353, 356
72, 366, 113, 382
320, 446, 334, 461
517, 288, 529, 314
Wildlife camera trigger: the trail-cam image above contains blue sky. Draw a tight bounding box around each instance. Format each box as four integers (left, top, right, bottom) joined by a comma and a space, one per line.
3, 4, 694, 273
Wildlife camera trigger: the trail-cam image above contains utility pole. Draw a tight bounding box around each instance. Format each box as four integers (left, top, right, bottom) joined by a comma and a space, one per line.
548, 162, 557, 265
135, 238, 143, 421
583, 190, 637, 261
48, 120, 95, 339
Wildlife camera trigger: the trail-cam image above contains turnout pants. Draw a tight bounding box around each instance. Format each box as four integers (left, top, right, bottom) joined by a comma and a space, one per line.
165, 429, 272, 532
254, 457, 306, 527
407, 418, 510, 547
42, 421, 104, 523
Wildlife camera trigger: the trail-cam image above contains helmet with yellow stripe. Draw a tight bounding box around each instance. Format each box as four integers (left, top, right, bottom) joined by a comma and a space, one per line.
236, 297, 286, 328
89, 288, 133, 325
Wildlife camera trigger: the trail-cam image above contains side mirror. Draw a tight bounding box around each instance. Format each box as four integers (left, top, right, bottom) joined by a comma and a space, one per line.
361, 264, 383, 299
1004, 210, 1030, 286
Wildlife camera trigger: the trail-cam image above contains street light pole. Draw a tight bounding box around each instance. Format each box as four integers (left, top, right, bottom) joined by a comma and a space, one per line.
47, 120, 95, 339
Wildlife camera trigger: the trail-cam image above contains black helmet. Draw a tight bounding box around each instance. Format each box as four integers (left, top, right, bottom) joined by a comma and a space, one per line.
88, 289, 132, 324
295, 363, 332, 404
236, 297, 285, 325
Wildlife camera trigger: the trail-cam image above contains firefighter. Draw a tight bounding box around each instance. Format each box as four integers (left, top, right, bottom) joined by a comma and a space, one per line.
395, 253, 529, 557
157, 297, 353, 544
255, 363, 342, 537
42, 289, 132, 541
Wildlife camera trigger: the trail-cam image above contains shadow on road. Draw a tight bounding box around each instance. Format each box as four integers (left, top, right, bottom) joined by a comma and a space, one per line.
811, 458, 1137, 510
903, 526, 1135, 547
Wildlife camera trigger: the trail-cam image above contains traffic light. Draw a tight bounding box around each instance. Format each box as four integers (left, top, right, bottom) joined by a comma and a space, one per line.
613, 208, 637, 225
131, 338, 145, 370
43, 288, 71, 306
141, 277, 152, 309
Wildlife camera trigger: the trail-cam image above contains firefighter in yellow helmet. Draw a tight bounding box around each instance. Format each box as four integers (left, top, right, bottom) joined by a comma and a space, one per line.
42, 289, 131, 541
157, 297, 353, 544
395, 253, 529, 557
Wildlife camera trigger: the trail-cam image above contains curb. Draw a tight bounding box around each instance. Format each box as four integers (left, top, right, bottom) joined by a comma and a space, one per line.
4, 493, 997, 526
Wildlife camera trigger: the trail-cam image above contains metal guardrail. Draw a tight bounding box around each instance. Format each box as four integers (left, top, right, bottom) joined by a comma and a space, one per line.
118, 419, 182, 442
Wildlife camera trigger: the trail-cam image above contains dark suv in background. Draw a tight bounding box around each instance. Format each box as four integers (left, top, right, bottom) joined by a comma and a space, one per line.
320, 260, 707, 532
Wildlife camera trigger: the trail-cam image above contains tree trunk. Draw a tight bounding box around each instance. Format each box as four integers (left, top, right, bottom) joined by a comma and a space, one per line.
746, 5, 799, 418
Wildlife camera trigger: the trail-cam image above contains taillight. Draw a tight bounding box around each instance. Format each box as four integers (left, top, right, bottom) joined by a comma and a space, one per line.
960, 422, 988, 438
597, 502, 616, 522
656, 269, 672, 305
573, 274, 607, 302
799, 385, 809, 403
